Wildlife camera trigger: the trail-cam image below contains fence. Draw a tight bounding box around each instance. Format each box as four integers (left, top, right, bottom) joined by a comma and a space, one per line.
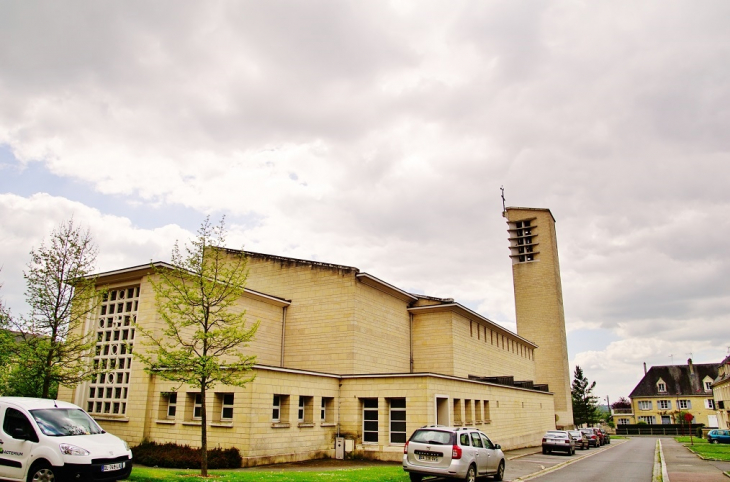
615, 423, 704, 436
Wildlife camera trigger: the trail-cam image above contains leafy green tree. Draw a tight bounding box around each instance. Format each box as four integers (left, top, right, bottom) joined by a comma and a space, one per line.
571, 365, 600, 426
10, 219, 101, 398
136, 217, 259, 476
0, 277, 14, 394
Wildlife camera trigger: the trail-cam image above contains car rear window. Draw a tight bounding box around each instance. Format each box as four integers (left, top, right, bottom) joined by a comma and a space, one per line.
410, 430, 454, 445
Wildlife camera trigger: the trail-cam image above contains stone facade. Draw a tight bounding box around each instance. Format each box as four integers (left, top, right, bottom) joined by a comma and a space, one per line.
505, 207, 574, 428
712, 356, 730, 429
58, 233, 568, 465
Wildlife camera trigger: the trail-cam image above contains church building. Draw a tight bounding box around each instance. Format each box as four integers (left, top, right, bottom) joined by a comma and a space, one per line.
58, 206, 574, 466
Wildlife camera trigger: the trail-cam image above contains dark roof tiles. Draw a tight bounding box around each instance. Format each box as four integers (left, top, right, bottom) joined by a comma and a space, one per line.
629, 361, 719, 398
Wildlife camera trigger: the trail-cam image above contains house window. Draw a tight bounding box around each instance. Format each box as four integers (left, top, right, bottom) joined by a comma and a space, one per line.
362, 399, 378, 443
474, 400, 482, 422
638, 401, 652, 410
658, 400, 671, 410
298, 396, 313, 424
705, 381, 713, 391
321, 397, 334, 423
657, 383, 666, 392
638, 416, 655, 424
220, 394, 234, 420
272, 394, 290, 424
618, 418, 630, 425
678, 400, 691, 410
193, 393, 203, 420
272, 395, 281, 422
484, 401, 491, 422
389, 398, 406, 444
464, 399, 473, 424
167, 393, 177, 418
705, 399, 715, 410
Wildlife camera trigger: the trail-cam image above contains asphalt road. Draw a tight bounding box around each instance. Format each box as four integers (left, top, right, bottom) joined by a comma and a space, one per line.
505, 438, 653, 481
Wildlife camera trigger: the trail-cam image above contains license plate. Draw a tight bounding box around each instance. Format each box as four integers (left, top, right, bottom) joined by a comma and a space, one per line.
101, 462, 125, 472
417, 454, 439, 462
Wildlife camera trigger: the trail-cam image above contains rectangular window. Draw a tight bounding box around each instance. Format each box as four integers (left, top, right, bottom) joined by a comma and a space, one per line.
193, 393, 202, 420
167, 393, 177, 418
705, 399, 715, 410
657, 400, 671, 410
484, 401, 491, 422
474, 400, 482, 422
220, 394, 234, 420
638, 401, 652, 410
272, 395, 281, 421
321, 397, 334, 423
705, 381, 713, 391
678, 400, 691, 410
618, 418, 630, 425
638, 416, 655, 424
389, 398, 406, 444
362, 399, 378, 443
657, 383, 666, 392
464, 399, 473, 424
298, 396, 313, 424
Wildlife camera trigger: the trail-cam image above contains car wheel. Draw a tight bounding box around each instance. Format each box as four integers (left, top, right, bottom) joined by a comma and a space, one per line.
465, 464, 477, 482
409, 473, 423, 482
494, 460, 505, 481
27, 461, 55, 482
711, 439, 719, 444
542, 447, 547, 454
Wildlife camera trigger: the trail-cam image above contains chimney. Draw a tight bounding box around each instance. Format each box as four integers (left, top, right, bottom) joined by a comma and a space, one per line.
643, 362, 647, 375
688, 358, 694, 375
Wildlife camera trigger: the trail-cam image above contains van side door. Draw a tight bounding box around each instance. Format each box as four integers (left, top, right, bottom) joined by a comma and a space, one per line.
0, 406, 39, 481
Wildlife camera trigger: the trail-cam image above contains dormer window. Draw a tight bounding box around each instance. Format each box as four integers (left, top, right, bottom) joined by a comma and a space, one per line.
657, 381, 666, 393
703, 376, 714, 392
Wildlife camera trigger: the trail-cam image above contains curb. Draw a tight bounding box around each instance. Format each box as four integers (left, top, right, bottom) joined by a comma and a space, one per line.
512, 440, 626, 481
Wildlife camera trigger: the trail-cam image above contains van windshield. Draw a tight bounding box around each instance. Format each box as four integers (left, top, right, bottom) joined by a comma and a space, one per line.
29, 409, 104, 436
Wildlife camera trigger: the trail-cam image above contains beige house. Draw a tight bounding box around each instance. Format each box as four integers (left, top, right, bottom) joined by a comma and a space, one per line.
58, 206, 574, 466
713, 355, 730, 429
624, 359, 719, 428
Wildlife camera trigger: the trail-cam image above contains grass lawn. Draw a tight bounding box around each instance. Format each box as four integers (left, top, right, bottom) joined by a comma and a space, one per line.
129, 466, 410, 482
675, 436, 730, 461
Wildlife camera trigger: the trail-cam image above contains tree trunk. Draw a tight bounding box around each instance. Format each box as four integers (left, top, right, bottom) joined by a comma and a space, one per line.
200, 382, 208, 476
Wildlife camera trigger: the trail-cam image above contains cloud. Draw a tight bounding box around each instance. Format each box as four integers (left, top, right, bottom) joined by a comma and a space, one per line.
1, 0, 730, 401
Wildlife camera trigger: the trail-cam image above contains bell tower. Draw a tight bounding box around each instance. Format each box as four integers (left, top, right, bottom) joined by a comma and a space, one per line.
505, 206, 574, 428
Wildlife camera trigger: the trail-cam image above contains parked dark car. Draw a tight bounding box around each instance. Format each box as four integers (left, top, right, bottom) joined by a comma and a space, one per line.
599, 429, 610, 444
707, 429, 730, 444
579, 428, 599, 447
568, 430, 589, 450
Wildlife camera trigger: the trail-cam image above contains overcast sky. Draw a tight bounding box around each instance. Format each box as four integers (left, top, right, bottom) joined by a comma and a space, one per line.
1, 1, 729, 405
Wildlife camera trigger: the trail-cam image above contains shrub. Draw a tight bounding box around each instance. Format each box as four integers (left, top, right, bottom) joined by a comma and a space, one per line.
131, 441, 242, 469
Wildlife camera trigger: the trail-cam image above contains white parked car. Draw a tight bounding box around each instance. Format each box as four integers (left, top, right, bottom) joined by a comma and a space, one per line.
0, 397, 133, 482
403, 426, 505, 481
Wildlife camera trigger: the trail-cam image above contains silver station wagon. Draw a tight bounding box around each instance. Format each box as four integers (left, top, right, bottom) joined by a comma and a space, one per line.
403, 426, 505, 482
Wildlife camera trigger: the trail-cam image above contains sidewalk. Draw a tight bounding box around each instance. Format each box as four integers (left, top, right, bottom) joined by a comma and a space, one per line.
661, 438, 730, 482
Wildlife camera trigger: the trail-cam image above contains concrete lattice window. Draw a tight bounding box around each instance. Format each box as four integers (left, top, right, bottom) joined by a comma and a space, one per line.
88, 286, 139, 416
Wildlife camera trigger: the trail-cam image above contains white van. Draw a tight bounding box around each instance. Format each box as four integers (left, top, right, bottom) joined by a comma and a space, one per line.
0, 397, 132, 482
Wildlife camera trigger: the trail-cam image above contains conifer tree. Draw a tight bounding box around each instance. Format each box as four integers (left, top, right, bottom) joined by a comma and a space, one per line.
571, 365, 600, 426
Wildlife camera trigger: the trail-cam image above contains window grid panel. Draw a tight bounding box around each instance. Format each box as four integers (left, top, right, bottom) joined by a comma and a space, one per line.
88, 285, 139, 416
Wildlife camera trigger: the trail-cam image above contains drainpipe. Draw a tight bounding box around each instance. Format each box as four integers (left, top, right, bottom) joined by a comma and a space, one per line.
409, 313, 414, 373
280, 306, 287, 367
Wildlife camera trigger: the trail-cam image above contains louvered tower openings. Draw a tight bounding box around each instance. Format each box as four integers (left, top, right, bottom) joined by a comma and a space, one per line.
505, 207, 574, 429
